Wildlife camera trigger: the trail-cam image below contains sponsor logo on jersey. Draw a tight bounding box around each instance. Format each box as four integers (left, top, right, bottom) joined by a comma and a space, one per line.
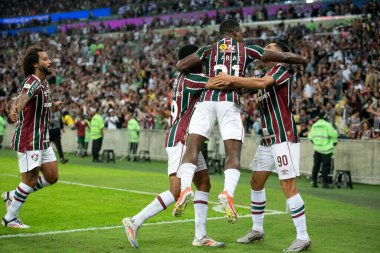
219, 43, 236, 53
44, 102, 52, 108
258, 90, 271, 102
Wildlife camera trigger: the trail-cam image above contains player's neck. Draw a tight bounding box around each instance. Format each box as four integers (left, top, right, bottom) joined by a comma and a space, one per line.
34, 70, 46, 82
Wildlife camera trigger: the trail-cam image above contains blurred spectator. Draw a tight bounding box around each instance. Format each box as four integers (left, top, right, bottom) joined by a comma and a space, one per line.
105, 109, 119, 130
73, 114, 88, 157
49, 111, 69, 164
0, 113, 5, 149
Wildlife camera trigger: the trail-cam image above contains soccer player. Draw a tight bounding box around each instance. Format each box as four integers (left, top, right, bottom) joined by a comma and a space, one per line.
173, 20, 308, 223
122, 45, 224, 249
212, 42, 312, 252
1, 46, 63, 228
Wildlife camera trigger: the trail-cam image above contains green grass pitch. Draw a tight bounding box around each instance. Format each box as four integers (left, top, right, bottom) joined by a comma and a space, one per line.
0, 148, 379, 253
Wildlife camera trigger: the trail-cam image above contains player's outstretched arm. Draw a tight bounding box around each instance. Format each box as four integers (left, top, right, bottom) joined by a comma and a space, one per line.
213, 72, 274, 90
176, 53, 202, 72
9, 93, 31, 122
262, 50, 308, 69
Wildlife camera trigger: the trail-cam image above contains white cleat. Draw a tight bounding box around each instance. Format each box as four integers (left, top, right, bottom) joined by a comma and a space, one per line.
2, 217, 30, 229
237, 230, 265, 244
122, 217, 139, 249
283, 238, 312, 252
192, 235, 225, 247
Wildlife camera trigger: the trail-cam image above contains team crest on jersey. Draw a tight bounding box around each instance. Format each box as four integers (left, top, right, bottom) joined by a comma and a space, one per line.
219, 43, 235, 53
31, 153, 39, 162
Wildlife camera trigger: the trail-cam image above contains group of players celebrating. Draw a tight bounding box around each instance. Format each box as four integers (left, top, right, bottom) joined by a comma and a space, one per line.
2, 19, 311, 252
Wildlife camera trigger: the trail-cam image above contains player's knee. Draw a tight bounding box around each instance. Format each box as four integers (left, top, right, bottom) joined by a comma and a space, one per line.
47, 176, 58, 185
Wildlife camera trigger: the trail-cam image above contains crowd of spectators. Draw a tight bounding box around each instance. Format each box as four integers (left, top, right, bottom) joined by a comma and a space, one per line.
0, 1, 379, 141
0, 0, 367, 32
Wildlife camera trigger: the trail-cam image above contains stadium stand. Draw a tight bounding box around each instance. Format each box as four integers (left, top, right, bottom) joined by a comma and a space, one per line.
0, 0, 378, 140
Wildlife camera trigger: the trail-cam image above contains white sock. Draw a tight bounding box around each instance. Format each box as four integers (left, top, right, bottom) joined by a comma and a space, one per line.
33, 175, 51, 192
251, 189, 266, 232
287, 193, 310, 241
194, 191, 209, 240
177, 163, 196, 191
223, 169, 241, 197
5, 182, 33, 221
132, 190, 175, 228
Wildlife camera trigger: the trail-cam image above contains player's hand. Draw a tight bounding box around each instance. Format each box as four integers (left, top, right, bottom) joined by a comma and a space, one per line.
214, 72, 233, 87
52, 101, 63, 111
9, 104, 18, 123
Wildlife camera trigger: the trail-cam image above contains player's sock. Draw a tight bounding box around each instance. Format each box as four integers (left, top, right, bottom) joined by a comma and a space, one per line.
287, 193, 310, 241
33, 175, 51, 192
4, 182, 33, 221
223, 169, 240, 197
194, 191, 209, 240
131, 190, 175, 228
177, 163, 196, 191
251, 189, 266, 233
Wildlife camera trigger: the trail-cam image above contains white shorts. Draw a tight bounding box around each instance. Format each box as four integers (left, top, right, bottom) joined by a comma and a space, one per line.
165, 142, 207, 176
17, 146, 57, 173
251, 142, 300, 180
189, 101, 244, 141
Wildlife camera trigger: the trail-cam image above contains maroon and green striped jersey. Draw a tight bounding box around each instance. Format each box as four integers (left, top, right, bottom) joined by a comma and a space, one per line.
257, 64, 299, 146
165, 72, 209, 148
196, 37, 264, 105
11, 75, 52, 152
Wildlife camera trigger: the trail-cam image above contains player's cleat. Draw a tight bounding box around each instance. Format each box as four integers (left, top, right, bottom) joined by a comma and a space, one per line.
283, 238, 312, 252
2, 191, 14, 210
1, 217, 30, 228
122, 217, 139, 249
237, 230, 265, 243
173, 187, 194, 217
192, 235, 225, 247
218, 191, 238, 223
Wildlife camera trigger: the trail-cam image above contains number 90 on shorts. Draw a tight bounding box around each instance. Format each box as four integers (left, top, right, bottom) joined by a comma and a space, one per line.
251, 142, 300, 180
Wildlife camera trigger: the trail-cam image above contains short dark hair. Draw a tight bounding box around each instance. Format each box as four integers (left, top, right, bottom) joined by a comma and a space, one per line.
23, 46, 44, 77
274, 41, 291, 52
219, 19, 240, 36
178, 45, 199, 60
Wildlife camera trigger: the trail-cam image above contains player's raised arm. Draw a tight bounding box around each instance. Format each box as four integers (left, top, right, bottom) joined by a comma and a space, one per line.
261, 49, 307, 69
176, 46, 212, 72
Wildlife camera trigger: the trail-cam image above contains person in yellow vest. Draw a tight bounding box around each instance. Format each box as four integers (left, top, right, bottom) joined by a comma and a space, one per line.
127, 113, 140, 161
308, 112, 338, 188
90, 108, 105, 162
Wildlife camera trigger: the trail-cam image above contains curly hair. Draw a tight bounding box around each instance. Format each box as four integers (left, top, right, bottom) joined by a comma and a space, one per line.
22, 46, 43, 77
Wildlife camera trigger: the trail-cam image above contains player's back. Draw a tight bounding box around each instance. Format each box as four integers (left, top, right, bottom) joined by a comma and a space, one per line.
197, 37, 264, 104
165, 72, 209, 147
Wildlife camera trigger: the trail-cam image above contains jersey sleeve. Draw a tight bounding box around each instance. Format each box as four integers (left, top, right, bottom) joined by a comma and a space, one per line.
266, 65, 289, 86
21, 78, 40, 98
246, 45, 265, 61
195, 45, 212, 61
184, 73, 209, 94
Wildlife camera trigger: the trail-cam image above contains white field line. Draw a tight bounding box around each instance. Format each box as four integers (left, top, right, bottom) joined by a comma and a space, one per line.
0, 173, 285, 212
0, 173, 287, 239
0, 212, 287, 239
